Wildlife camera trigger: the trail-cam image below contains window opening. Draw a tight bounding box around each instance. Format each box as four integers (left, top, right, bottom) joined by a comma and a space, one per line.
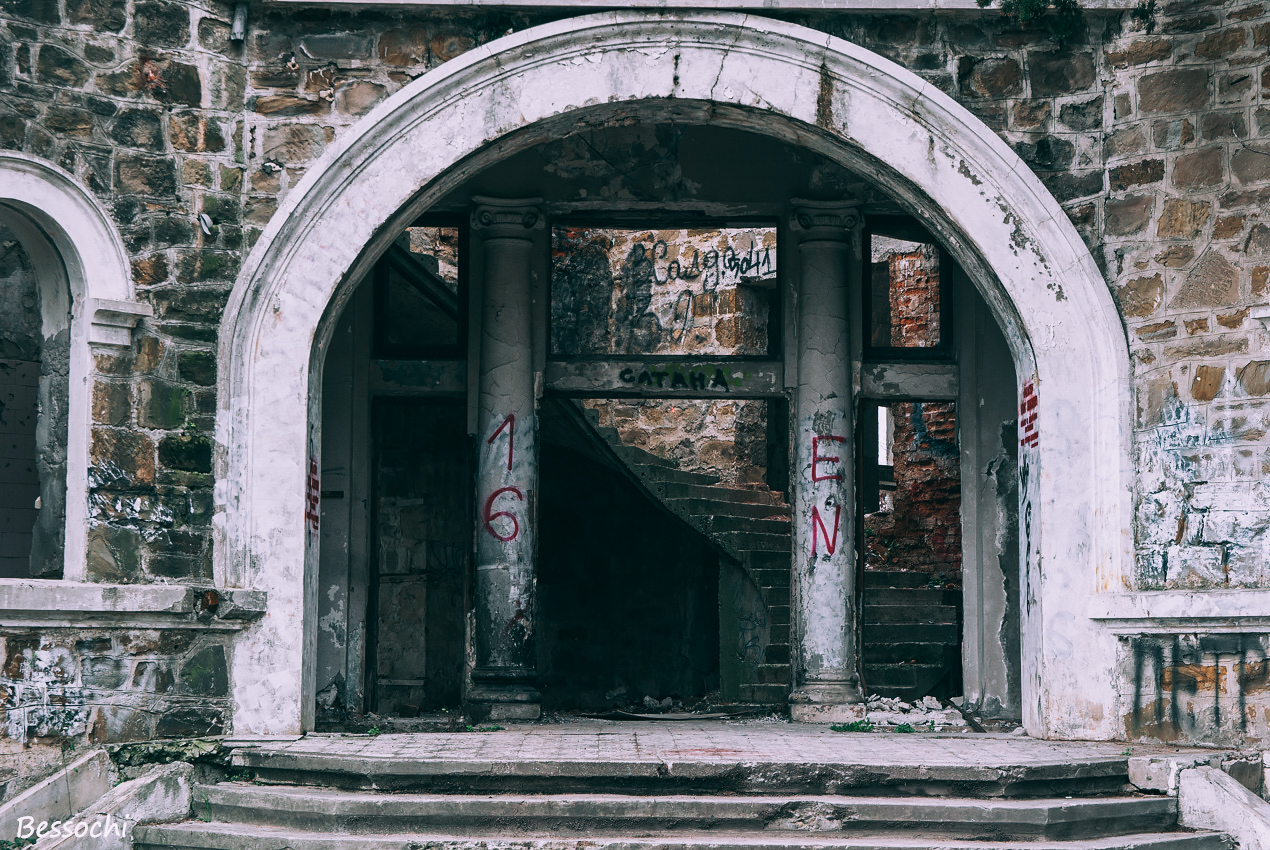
864, 219, 953, 359
374, 224, 466, 359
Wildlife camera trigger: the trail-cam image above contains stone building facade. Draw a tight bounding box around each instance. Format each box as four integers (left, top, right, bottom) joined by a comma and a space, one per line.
1, 0, 1269, 797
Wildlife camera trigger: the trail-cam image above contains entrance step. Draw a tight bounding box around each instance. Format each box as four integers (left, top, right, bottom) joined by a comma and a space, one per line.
653, 481, 787, 504
863, 604, 959, 625
862, 623, 959, 646
862, 642, 959, 665
670, 498, 793, 520
862, 571, 939, 589
178, 784, 1185, 841
694, 514, 792, 535
136, 821, 1230, 850
863, 663, 949, 694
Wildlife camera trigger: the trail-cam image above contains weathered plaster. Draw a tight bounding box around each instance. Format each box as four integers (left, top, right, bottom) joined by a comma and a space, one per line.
217, 12, 1130, 738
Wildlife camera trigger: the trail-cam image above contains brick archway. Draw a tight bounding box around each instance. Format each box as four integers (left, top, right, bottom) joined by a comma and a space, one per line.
217, 12, 1131, 739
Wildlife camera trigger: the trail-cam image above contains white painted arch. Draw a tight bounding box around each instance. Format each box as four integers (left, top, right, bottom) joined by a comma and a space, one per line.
217, 12, 1133, 739
0, 152, 146, 582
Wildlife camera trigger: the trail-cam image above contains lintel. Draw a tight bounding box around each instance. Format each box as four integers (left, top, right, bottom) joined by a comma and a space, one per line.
1088, 590, 1270, 633
0, 579, 267, 628
268, 0, 1134, 9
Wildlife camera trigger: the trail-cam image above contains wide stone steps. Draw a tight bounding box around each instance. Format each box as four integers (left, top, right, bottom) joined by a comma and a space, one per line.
171, 784, 1188, 841
135, 821, 1230, 850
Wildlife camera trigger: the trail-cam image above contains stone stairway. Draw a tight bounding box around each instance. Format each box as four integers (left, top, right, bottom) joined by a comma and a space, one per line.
561, 400, 795, 704
134, 729, 1231, 850
861, 570, 963, 701
551, 402, 968, 706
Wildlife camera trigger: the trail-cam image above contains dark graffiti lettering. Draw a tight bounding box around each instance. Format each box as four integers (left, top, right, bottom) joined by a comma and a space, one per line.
711, 368, 730, 390
690, 371, 707, 391
671, 371, 689, 389
619, 367, 635, 383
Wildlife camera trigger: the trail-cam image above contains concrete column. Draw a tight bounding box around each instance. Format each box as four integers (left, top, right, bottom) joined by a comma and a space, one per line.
788, 201, 865, 723
469, 197, 544, 721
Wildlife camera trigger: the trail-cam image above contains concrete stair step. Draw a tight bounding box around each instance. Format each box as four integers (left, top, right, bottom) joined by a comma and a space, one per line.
184, 785, 1182, 841
695, 515, 791, 535
637, 465, 725, 485
739, 684, 791, 703
670, 499, 793, 520
862, 642, 960, 665
718, 531, 791, 552
136, 822, 1229, 850
863, 605, 959, 625
755, 663, 791, 684
863, 588, 961, 606
653, 482, 787, 504
863, 663, 948, 691
861, 571, 941, 589
863, 624, 959, 645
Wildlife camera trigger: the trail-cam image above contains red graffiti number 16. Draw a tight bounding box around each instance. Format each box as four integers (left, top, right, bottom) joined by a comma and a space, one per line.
483, 413, 522, 542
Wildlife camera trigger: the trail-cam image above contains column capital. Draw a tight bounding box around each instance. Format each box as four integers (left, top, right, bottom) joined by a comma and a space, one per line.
471, 196, 545, 239
789, 200, 863, 242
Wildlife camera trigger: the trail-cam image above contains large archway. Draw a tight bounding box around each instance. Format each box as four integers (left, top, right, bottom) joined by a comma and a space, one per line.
216, 12, 1131, 739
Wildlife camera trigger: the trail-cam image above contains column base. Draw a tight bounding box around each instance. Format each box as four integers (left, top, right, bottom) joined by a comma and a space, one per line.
789, 702, 866, 724
789, 681, 865, 724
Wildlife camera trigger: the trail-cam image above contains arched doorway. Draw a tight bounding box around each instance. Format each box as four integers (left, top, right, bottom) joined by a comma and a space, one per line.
216, 12, 1131, 739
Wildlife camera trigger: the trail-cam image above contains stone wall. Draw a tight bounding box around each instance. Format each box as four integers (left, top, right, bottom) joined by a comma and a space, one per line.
3, 0, 1270, 744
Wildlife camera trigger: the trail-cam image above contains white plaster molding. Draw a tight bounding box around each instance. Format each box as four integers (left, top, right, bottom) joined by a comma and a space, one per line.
1089, 591, 1270, 632
87, 298, 154, 349
1250, 305, 1270, 330
0, 153, 138, 583
0, 579, 266, 628
218, 12, 1131, 739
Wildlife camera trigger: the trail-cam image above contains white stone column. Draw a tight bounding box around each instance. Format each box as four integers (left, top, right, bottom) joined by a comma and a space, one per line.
469, 197, 543, 721
789, 201, 865, 723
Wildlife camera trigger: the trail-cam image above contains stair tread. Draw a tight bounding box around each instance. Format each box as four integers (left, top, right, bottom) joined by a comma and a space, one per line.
136, 821, 1228, 850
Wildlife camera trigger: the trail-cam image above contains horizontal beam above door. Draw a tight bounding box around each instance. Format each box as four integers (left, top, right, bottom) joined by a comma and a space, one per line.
545, 360, 784, 398
861, 362, 958, 401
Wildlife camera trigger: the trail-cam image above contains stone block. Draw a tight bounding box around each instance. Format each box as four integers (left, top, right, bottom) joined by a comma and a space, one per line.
0, 113, 27, 149
1013, 100, 1050, 129
1157, 199, 1211, 239
957, 56, 1021, 98
1118, 273, 1164, 318
335, 81, 386, 116
157, 433, 212, 473
1163, 13, 1218, 34
183, 159, 212, 187
1038, 170, 1102, 202
155, 706, 224, 737
1195, 27, 1248, 60
1172, 147, 1223, 190
299, 33, 372, 61
115, 154, 177, 197
1130, 754, 1216, 794
198, 16, 232, 53
44, 106, 94, 136
1059, 96, 1102, 131
430, 31, 475, 63
1191, 365, 1224, 401
86, 525, 141, 582
1111, 159, 1164, 191
262, 123, 326, 164
92, 381, 130, 426
1106, 195, 1152, 236
1232, 144, 1270, 185
178, 644, 227, 697
379, 26, 429, 66
1106, 38, 1172, 68
1013, 136, 1074, 169
37, 45, 88, 87
1201, 111, 1246, 141
1137, 320, 1176, 341
1155, 246, 1194, 267
138, 379, 188, 429
1027, 50, 1094, 97
1139, 68, 1209, 114
83, 656, 127, 688
1165, 544, 1226, 587
252, 95, 328, 117
169, 113, 225, 153
135, 0, 189, 47
110, 109, 164, 152
175, 250, 238, 283
149, 286, 230, 321
90, 429, 155, 488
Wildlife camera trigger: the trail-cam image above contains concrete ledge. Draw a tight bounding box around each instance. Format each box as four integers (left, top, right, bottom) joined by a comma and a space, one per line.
1088, 591, 1270, 632
0, 580, 266, 628
0, 750, 111, 841
1179, 766, 1270, 850
267, 0, 1137, 8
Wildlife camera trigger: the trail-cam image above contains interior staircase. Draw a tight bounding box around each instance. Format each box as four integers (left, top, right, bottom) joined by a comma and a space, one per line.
135, 736, 1232, 850
547, 400, 964, 705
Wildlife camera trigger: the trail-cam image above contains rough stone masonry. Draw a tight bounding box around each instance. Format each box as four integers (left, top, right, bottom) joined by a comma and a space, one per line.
2, 0, 1270, 766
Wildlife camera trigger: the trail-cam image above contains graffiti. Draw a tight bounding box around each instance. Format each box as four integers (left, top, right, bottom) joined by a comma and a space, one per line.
635, 239, 774, 289
305, 456, 320, 533
811, 435, 846, 482
811, 504, 841, 556
618, 366, 731, 391
483, 486, 524, 542
1019, 381, 1039, 448
1128, 634, 1270, 739
487, 413, 515, 471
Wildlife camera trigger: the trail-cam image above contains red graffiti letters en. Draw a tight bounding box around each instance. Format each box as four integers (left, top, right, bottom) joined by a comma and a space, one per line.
487, 413, 515, 471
